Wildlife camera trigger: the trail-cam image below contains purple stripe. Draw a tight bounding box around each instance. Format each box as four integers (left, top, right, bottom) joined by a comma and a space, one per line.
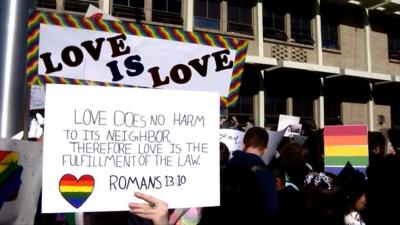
325, 166, 367, 176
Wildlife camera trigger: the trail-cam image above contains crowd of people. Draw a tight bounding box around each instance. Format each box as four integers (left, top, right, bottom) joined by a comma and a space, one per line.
33, 123, 400, 225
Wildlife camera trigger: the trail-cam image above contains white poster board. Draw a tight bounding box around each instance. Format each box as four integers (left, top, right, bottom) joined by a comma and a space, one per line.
38, 24, 237, 97
262, 129, 286, 165
219, 129, 244, 153
0, 139, 43, 225
42, 84, 220, 213
277, 114, 301, 137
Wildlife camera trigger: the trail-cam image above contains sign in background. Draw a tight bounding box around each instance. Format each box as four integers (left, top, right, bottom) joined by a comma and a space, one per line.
42, 84, 220, 213
26, 11, 248, 107
0, 139, 42, 225
277, 114, 301, 137
219, 129, 244, 154
324, 125, 369, 175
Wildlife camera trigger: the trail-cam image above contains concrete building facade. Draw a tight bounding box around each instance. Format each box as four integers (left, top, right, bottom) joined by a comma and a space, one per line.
29, 0, 400, 131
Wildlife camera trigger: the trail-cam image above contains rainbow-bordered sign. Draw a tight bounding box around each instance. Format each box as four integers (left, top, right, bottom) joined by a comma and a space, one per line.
26, 11, 248, 107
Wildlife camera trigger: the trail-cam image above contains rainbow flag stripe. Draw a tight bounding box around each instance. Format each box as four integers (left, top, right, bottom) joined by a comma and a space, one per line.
59, 174, 94, 209
324, 125, 368, 175
26, 11, 248, 107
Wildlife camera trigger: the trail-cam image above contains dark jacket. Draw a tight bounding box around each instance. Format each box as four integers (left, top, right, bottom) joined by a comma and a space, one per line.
227, 150, 278, 224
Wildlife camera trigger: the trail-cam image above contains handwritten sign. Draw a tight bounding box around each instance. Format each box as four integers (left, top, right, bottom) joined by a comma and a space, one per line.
0, 139, 42, 225
29, 85, 45, 110
38, 24, 237, 97
219, 129, 244, 153
42, 84, 220, 213
324, 125, 369, 175
277, 114, 301, 137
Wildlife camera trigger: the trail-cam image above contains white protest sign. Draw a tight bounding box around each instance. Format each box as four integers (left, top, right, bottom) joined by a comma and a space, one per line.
219, 129, 244, 153
286, 124, 302, 137
262, 129, 286, 165
85, 4, 120, 21
38, 24, 237, 97
42, 84, 220, 213
0, 139, 42, 225
277, 114, 301, 137
30, 85, 45, 110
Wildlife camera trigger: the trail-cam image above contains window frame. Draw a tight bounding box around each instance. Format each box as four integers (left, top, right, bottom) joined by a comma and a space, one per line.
194, 0, 221, 30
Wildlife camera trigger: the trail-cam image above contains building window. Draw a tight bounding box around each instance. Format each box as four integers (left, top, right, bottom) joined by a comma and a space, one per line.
263, 9, 287, 41
227, 1, 253, 35
265, 96, 286, 128
290, 15, 314, 45
388, 34, 400, 61
112, 0, 145, 20
322, 21, 339, 50
37, 0, 57, 9
64, 0, 98, 13
152, 0, 183, 25
194, 0, 220, 30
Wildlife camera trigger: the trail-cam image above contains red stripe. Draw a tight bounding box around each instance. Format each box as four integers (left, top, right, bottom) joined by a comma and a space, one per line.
60, 180, 94, 186
324, 125, 368, 136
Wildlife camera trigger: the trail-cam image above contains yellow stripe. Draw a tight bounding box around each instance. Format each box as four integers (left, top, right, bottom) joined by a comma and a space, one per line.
59, 186, 94, 192
325, 145, 368, 157
0, 152, 19, 173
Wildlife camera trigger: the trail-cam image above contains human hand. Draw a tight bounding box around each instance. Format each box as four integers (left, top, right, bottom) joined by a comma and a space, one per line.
128, 192, 169, 225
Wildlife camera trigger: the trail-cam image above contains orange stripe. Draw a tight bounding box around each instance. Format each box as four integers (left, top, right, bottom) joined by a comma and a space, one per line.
59, 180, 94, 186
324, 135, 368, 146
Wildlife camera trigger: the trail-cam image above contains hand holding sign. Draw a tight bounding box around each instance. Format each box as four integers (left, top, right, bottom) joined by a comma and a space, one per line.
128, 192, 169, 225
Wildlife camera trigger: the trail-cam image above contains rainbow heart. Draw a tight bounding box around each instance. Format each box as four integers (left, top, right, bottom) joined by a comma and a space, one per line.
59, 174, 95, 208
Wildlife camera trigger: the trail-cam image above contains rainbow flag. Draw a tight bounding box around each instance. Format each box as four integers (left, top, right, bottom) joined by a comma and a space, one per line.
59, 174, 94, 209
324, 125, 368, 175
0, 151, 23, 209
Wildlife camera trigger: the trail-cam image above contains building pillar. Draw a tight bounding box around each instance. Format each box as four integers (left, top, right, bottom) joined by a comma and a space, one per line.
101, 0, 111, 13
314, 77, 324, 128
221, 1, 228, 32
0, 0, 33, 137
255, 0, 264, 57
184, 0, 194, 32
368, 82, 374, 131
364, 9, 372, 73
254, 71, 265, 127
314, 0, 323, 65
286, 97, 293, 115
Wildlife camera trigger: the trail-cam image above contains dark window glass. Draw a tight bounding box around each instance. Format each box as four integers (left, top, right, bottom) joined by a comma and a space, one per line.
112, 0, 145, 20
64, 0, 98, 13
194, 0, 220, 30
388, 34, 400, 60
152, 0, 182, 25
227, 1, 253, 35
265, 96, 287, 128
37, 0, 57, 9
263, 8, 286, 41
321, 21, 339, 49
291, 15, 313, 45
293, 99, 314, 120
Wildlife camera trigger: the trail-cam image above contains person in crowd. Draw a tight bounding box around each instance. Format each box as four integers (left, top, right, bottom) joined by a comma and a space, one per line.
302, 129, 324, 172
225, 126, 277, 224
275, 143, 310, 225
303, 172, 345, 225
219, 142, 230, 167
368, 131, 386, 166
338, 163, 367, 225
128, 192, 169, 225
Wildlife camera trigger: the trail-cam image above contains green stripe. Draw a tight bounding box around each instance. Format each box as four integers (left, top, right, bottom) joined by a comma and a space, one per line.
60, 192, 92, 198
325, 156, 368, 167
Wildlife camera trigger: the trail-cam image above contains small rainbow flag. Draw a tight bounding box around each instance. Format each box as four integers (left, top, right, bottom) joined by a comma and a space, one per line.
324, 125, 369, 175
59, 174, 94, 209
0, 151, 23, 209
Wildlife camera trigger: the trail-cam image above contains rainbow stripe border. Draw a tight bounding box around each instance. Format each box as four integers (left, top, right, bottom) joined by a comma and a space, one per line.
26, 11, 248, 107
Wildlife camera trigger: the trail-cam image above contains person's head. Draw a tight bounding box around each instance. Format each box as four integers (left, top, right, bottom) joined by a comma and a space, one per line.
219, 142, 230, 166
338, 163, 367, 213
368, 131, 385, 157
279, 142, 310, 188
267, 157, 285, 191
303, 172, 345, 225
242, 127, 269, 156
